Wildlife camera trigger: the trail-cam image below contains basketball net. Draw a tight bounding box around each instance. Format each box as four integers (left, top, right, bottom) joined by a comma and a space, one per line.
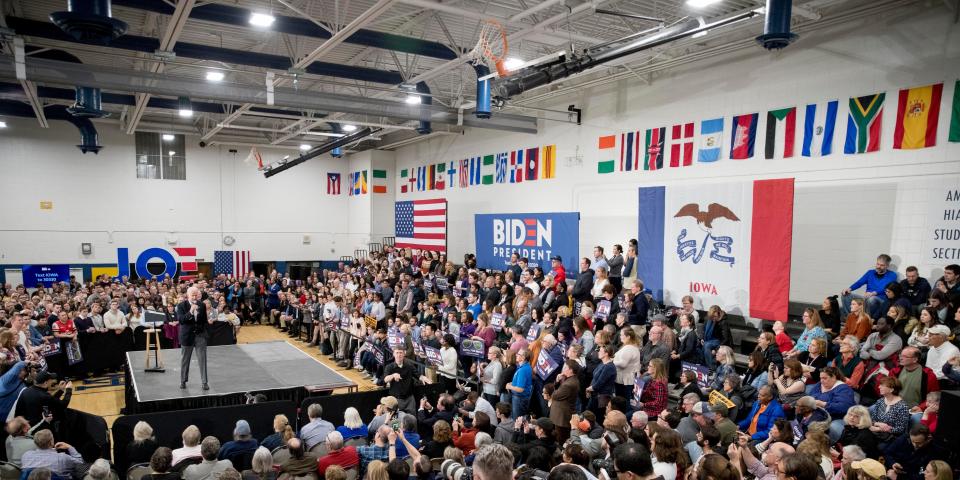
470, 20, 510, 77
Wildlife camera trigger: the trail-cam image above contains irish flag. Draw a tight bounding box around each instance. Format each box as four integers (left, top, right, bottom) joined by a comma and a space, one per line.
635, 178, 795, 320
372, 169, 387, 194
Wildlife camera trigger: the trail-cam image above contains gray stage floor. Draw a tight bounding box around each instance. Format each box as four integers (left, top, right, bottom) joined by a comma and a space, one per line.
126, 341, 356, 401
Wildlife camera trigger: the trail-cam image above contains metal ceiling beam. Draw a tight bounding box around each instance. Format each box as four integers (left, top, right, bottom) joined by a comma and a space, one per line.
201, 0, 398, 142
0, 56, 539, 133
396, 0, 605, 45
13, 38, 48, 128
406, 0, 609, 85
126, 0, 195, 134
293, 0, 398, 68
509, 0, 564, 22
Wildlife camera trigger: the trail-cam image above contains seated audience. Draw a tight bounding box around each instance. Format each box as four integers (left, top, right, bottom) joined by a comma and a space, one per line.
300, 403, 335, 450
336, 407, 369, 441
218, 420, 259, 464
837, 405, 878, 459
738, 385, 785, 442
317, 431, 359, 476
5, 416, 45, 465
240, 447, 275, 480
277, 438, 315, 477
260, 414, 294, 452
183, 436, 233, 480
171, 425, 203, 466
145, 447, 179, 480
840, 254, 897, 319
883, 425, 948, 480
20, 430, 83, 478
868, 377, 910, 442
127, 421, 159, 467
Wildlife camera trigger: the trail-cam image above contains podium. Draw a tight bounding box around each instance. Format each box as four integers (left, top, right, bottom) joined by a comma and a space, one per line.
144, 328, 165, 373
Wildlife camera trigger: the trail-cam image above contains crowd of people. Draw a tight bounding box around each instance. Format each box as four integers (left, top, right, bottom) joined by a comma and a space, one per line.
1, 247, 959, 480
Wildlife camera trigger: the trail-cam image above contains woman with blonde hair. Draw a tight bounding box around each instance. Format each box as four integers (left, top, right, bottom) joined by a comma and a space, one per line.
478, 346, 503, 405
336, 407, 368, 441
797, 431, 834, 478
785, 308, 829, 358
365, 460, 389, 480
260, 414, 294, 451
708, 346, 736, 392
241, 447, 276, 480
838, 405, 878, 458
924, 460, 953, 480
889, 304, 918, 345
126, 421, 159, 466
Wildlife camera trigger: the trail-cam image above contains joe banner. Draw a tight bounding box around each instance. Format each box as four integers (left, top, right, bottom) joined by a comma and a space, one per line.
474, 212, 580, 274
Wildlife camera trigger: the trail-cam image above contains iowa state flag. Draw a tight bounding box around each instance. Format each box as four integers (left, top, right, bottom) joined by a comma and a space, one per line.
730, 113, 758, 160
893, 83, 943, 149
635, 178, 794, 320
844, 93, 884, 154
765, 107, 796, 159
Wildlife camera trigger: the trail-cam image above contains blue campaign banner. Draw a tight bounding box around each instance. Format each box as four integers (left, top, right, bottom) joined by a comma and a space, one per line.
22, 265, 71, 287
474, 212, 580, 274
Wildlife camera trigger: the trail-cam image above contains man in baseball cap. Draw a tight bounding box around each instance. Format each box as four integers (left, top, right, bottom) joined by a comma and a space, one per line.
925, 324, 959, 381
549, 256, 566, 288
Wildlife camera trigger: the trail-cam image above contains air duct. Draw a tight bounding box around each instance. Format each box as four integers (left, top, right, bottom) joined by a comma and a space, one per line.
329, 123, 344, 158
491, 12, 757, 102
472, 64, 492, 119
415, 82, 432, 135
756, 0, 798, 50
0, 101, 105, 153
50, 0, 128, 45
29, 49, 110, 118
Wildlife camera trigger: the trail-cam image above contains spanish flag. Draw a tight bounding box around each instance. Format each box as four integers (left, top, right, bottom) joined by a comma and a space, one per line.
893, 83, 942, 149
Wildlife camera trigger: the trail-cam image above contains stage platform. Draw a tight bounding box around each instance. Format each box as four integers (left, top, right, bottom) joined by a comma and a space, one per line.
124, 341, 356, 413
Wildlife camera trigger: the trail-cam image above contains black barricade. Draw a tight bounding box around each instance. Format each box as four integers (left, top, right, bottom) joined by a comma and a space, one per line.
297, 383, 445, 430
112, 400, 297, 473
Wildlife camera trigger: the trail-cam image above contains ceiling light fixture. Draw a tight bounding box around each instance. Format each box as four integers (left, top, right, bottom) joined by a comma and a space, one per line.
299, 144, 311, 151
405, 95, 421, 105
342, 124, 358, 132
168, 150, 176, 155
249, 12, 275, 27
205, 71, 225, 82
162, 133, 175, 141
177, 96, 193, 118
503, 57, 525, 71
686, 0, 721, 8
0, 121, 7, 128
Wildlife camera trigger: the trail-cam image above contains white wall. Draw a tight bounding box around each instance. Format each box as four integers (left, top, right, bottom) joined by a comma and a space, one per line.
393, 4, 960, 304
0, 119, 360, 265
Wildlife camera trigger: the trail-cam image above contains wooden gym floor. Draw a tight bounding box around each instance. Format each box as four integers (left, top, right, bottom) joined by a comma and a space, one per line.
68, 325, 380, 429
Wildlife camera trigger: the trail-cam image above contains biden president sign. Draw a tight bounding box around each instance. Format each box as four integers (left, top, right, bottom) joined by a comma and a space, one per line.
475, 212, 580, 274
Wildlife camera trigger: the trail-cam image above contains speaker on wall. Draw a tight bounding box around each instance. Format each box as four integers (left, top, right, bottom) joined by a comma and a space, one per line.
81, 243, 92, 255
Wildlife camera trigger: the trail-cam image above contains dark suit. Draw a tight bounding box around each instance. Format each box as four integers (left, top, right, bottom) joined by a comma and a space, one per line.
176, 299, 209, 385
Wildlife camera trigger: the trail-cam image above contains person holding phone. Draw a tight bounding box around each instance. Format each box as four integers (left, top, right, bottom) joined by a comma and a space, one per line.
14, 370, 72, 430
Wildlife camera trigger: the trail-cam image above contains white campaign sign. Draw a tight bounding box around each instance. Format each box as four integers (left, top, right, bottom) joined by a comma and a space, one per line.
923, 177, 960, 265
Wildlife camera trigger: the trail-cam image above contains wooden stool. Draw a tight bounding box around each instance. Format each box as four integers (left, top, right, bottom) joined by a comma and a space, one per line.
144, 328, 165, 372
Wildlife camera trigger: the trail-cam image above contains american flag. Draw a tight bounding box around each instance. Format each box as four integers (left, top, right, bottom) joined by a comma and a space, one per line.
395, 199, 447, 252
214, 250, 251, 278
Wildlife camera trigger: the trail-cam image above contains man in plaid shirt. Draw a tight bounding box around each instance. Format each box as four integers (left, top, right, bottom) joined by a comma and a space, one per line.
357, 425, 392, 474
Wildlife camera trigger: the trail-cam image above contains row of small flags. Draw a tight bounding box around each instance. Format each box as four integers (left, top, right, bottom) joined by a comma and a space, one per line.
597, 80, 960, 173
325, 170, 389, 195
397, 145, 557, 193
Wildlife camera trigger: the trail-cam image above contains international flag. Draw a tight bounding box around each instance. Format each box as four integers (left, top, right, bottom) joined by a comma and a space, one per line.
893, 83, 943, 149
399, 169, 409, 193
214, 250, 251, 278
644, 127, 665, 170
446, 163, 458, 188
620, 131, 640, 171
416, 166, 433, 191
844, 93, 884, 154
597, 134, 617, 174
541, 145, 556, 178
636, 178, 795, 320
765, 107, 797, 159
951, 80, 960, 143
525, 147, 539, 180
698, 118, 723, 163
407, 170, 417, 193
395, 199, 447, 252
434, 163, 445, 190
372, 169, 387, 194
469, 156, 482, 185
459, 159, 470, 188
509, 150, 524, 183
327, 173, 341, 195
495, 152, 509, 183
669, 123, 694, 167
950, 80, 960, 143
350, 171, 367, 195
730, 113, 759, 160
801, 101, 838, 157
482, 155, 495, 185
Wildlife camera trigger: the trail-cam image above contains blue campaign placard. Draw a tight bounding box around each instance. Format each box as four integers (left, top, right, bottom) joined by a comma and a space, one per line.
474, 212, 580, 275
22, 264, 71, 288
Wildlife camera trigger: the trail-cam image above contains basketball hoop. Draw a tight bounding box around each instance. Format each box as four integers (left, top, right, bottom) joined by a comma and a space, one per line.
470, 19, 510, 77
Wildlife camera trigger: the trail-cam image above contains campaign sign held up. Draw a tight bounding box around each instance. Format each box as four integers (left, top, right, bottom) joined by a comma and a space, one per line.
22, 265, 70, 288
475, 212, 580, 274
